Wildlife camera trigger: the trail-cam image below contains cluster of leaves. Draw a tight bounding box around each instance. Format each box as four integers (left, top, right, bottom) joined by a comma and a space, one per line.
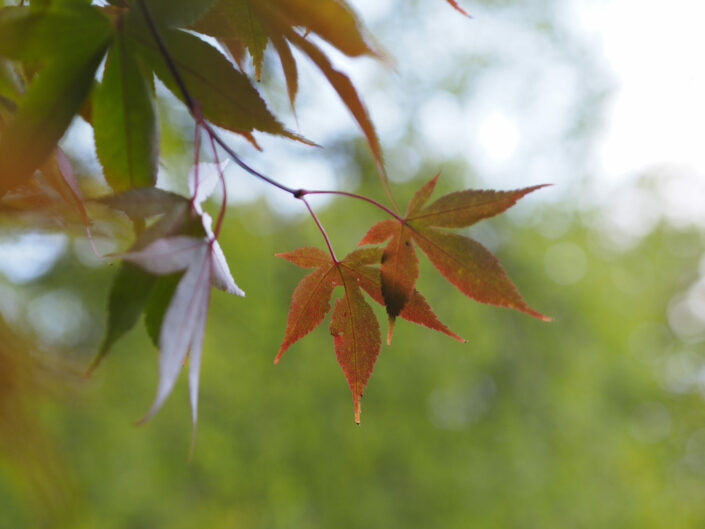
278, 176, 548, 423
0, 0, 548, 437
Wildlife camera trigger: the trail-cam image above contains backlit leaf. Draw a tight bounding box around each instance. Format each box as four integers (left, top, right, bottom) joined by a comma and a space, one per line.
141, 0, 219, 28
0, 8, 111, 196
287, 29, 387, 188
330, 283, 380, 424
144, 272, 182, 347
261, 0, 376, 57
94, 26, 159, 191
339, 248, 464, 344
192, 0, 269, 79
0, 3, 112, 61
121, 236, 206, 275
359, 175, 549, 321
129, 22, 302, 143
95, 187, 188, 220
275, 264, 338, 362
359, 218, 418, 322
411, 227, 548, 319
278, 244, 462, 421
89, 262, 157, 373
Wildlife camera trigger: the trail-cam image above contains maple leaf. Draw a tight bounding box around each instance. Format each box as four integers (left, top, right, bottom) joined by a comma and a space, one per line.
359, 174, 550, 334
276, 245, 464, 423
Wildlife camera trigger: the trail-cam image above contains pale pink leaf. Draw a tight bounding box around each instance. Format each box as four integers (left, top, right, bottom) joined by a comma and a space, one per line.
120, 236, 205, 275
141, 246, 211, 423
201, 212, 244, 295
188, 267, 211, 455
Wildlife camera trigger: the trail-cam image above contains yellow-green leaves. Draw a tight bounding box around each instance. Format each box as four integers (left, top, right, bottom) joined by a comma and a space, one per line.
94, 28, 159, 191
141, 0, 219, 28
0, 14, 111, 196
0, 3, 112, 62
0, 2, 111, 196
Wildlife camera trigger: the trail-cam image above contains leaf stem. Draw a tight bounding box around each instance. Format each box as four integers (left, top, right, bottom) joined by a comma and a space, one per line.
207, 132, 228, 239
300, 189, 404, 222
190, 121, 201, 210
300, 197, 338, 263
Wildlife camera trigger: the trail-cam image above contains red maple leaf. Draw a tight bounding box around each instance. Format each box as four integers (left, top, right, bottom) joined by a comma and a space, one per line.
276, 245, 463, 423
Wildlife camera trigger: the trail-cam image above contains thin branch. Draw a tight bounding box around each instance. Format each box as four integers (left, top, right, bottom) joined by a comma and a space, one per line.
301, 189, 404, 222
200, 121, 297, 195
207, 133, 228, 239
300, 197, 338, 263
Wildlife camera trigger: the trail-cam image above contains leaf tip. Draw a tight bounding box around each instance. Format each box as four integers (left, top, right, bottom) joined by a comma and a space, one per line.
386, 317, 396, 346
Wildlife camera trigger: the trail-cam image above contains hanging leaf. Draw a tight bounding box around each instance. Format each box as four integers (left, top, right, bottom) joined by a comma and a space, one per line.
89, 262, 157, 374
277, 245, 462, 422
144, 272, 182, 347
329, 283, 380, 425
94, 24, 159, 191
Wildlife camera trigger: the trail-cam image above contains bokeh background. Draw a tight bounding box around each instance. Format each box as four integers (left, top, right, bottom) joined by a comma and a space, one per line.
2, 0, 705, 527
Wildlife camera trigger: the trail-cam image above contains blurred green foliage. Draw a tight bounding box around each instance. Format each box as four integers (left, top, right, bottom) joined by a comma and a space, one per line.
2, 179, 705, 528
2, 0, 705, 527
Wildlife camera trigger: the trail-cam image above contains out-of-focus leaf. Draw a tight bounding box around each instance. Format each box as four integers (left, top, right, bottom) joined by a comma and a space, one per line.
144, 272, 181, 347
445, 0, 470, 16
188, 161, 229, 212
120, 236, 207, 275
94, 27, 159, 191
270, 32, 298, 111
95, 187, 188, 219
261, 0, 376, 57
287, 29, 388, 189
0, 58, 22, 104
89, 263, 157, 373
0, 10, 111, 196
0, 3, 112, 61
141, 0, 219, 28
